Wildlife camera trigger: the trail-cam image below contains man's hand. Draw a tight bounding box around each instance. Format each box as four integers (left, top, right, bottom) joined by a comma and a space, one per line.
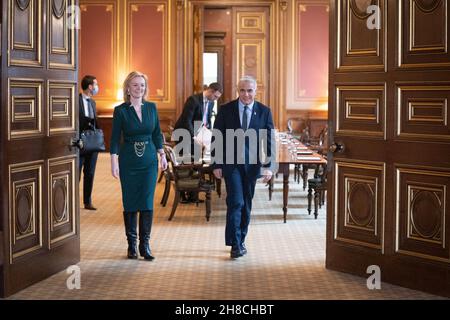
261, 169, 273, 183
213, 168, 222, 179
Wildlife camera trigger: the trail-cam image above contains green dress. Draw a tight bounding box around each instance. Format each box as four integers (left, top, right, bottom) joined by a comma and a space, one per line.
110, 101, 163, 212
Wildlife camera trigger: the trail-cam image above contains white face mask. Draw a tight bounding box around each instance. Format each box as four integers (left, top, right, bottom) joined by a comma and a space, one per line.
91, 84, 99, 96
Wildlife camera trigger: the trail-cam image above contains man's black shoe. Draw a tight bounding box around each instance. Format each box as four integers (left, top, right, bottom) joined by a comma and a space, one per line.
230, 247, 243, 259
84, 204, 97, 210
241, 243, 247, 255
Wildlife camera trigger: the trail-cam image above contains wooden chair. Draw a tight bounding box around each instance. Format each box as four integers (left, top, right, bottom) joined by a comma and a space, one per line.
157, 131, 176, 183
300, 124, 328, 190
287, 118, 310, 186
307, 163, 327, 219
164, 145, 215, 221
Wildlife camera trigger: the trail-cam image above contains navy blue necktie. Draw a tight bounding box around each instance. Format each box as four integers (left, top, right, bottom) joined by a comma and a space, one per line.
243, 106, 249, 165
242, 105, 249, 131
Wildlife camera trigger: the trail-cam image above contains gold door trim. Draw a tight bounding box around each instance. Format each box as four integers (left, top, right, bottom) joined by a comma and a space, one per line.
8, 78, 44, 140
48, 156, 77, 247
336, 84, 386, 139
47, 80, 76, 136
397, 85, 450, 140
8, 0, 43, 67
395, 166, 450, 263
48, 0, 76, 70
333, 160, 386, 253
336, 0, 387, 72
8, 161, 44, 264
398, 0, 450, 68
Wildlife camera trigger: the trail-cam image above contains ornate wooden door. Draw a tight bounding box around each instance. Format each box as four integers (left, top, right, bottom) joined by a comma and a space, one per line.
232, 6, 270, 104
1, 0, 79, 297
328, 0, 450, 297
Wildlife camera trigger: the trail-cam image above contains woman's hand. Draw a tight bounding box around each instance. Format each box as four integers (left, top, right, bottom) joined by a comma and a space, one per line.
159, 154, 168, 171
111, 155, 120, 179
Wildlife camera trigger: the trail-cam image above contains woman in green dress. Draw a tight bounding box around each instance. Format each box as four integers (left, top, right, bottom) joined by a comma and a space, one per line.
110, 71, 167, 261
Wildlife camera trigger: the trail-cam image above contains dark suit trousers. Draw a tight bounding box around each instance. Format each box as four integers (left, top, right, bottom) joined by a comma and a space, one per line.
79, 152, 98, 205
224, 165, 257, 247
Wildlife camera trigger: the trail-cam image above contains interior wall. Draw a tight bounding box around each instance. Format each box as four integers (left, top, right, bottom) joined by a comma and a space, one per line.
204, 7, 233, 102
79, 0, 177, 138
286, 0, 329, 122
78, 0, 329, 143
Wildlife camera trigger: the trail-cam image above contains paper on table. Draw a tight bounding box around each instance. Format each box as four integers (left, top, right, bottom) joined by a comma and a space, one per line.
297, 156, 322, 161
297, 150, 313, 155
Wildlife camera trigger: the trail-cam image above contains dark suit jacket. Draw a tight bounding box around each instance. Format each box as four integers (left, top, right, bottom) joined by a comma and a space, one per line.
174, 93, 214, 137
79, 93, 99, 134
211, 99, 275, 179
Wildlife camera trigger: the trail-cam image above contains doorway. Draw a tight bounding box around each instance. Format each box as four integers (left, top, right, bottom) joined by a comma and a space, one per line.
191, 3, 272, 108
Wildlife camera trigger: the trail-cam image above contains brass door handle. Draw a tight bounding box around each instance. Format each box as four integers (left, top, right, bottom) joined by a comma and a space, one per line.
329, 142, 345, 153
69, 137, 83, 151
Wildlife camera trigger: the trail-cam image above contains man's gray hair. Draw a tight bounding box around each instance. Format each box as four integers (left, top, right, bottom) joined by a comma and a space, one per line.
238, 75, 257, 90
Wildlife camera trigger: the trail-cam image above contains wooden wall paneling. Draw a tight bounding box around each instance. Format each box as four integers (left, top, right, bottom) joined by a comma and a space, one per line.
337, 0, 387, 72
295, 1, 329, 102
398, 0, 450, 68
79, 1, 117, 110
48, 0, 76, 69
8, 0, 43, 67
286, 1, 329, 126
233, 6, 269, 105
127, 1, 170, 101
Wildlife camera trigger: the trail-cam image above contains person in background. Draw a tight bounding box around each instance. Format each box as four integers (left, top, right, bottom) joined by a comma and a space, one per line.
79, 75, 100, 211
173, 82, 223, 202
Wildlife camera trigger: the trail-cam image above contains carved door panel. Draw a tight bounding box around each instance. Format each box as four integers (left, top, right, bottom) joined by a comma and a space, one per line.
0, 0, 79, 297
328, 0, 450, 297
232, 6, 270, 104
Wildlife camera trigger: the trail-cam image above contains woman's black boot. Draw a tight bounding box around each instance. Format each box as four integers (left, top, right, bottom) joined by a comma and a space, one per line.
123, 212, 138, 259
139, 210, 155, 260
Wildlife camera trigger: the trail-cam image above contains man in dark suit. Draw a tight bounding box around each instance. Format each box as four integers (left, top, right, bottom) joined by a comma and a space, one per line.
79, 75, 100, 210
173, 82, 223, 202
174, 82, 223, 160
211, 76, 275, 259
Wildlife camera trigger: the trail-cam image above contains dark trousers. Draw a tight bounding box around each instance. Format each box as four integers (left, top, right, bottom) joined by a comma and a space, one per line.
224, 165, 257, 247
79, 152, 98, 205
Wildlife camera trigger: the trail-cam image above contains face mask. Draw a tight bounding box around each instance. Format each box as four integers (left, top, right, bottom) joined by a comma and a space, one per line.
91, 84, 99, 96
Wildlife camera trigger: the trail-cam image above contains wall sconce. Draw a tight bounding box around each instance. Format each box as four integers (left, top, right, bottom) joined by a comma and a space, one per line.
318, 102, 328, 111
117, 88, 123, 101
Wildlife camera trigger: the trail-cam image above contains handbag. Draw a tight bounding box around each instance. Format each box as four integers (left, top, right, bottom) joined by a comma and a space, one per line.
80, 119, 105, 154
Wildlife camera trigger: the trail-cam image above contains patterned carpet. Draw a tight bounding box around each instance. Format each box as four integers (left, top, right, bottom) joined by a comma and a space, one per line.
8, 153, 444, 300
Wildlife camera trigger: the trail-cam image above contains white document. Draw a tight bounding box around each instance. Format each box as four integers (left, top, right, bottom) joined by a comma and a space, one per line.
194, 126, 212, 149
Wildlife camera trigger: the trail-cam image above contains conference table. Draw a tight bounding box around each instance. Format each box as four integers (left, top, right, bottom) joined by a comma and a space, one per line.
273, 133, 327, 223
173, 135, 326, 223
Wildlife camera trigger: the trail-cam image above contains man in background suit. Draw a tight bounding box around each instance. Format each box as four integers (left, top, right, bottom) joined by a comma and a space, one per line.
212, 76, 275, 259
79, 75, 100, 210
174, 82, 223, 153
173, 82, 223, 202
